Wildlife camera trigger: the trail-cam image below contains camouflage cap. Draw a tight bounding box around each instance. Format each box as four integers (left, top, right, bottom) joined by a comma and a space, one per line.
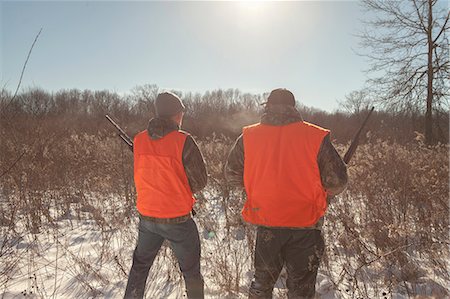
154, 91, 186, 117
264, 88, 296, 106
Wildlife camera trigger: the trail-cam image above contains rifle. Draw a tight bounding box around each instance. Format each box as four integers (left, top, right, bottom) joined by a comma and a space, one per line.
343, 107, 375, 164
324, 107, 374, 207
105, 115, 133, 152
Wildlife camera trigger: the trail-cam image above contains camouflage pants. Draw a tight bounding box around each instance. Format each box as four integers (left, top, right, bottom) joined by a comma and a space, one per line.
249, 227, 325, 299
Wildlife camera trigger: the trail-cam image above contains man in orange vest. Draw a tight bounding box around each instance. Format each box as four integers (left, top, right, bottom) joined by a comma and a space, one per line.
124, 92, 207, 299
225, 88, 348, 298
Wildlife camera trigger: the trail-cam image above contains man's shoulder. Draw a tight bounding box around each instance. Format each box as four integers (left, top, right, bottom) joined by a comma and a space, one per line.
178, 129, 191, 137
243, 122, 261, 132
177, 131, 198, 149
302, 121, 330, 134
134, 130, 148, 140
177, 130, 194, 145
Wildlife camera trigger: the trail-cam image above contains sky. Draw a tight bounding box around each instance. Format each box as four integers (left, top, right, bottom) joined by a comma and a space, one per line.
1, 1, 370, 111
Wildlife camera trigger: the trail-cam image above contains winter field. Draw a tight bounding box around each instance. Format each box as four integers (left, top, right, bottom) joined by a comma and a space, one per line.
1, 89, 449, 298
2, 0, 450, 295
1, 136, 449, 298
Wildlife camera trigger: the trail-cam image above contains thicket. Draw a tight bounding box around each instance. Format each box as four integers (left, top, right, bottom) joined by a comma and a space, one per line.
0, 86, 448, 298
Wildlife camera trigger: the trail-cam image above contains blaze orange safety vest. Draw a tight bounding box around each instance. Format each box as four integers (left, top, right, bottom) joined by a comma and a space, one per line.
133, 130, 194, 218
242, 121, 329, 227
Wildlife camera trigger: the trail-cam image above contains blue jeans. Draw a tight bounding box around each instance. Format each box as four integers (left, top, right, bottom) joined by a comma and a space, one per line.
124, 217, 204, 299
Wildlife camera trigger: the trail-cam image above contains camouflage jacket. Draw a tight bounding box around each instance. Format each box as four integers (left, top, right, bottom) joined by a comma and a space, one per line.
140, 117, 207, 224
224, 105, 348, 228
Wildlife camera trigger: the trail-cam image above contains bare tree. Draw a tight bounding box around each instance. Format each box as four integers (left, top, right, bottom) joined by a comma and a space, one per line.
360, 0, 449, 144
130, 84, 159, 117
339, 90, 373, 115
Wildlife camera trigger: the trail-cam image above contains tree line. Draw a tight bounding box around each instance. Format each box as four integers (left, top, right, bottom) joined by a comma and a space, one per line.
1, 85, 448, 146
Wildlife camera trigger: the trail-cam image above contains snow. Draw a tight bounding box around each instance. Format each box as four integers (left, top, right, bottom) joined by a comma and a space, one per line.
1, 191, 448, 298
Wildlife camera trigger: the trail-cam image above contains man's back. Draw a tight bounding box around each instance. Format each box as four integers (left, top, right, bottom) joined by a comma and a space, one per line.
134, 129, 194, 218
242, 121, 329, 227
224, 88, 348, 299
125, 92, 206, 299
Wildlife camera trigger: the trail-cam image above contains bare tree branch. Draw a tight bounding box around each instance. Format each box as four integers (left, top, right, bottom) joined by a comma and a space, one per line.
0, 151, 26, 179
1, 28, 43, 116
0, 28, 43, 179
433, 11, 450, 43
359, 0, 449, 143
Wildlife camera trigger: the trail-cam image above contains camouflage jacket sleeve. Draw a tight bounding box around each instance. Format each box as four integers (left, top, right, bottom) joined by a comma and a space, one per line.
182, 135, 208, 193
317, 134, 348, 195
224, 134, 245, 188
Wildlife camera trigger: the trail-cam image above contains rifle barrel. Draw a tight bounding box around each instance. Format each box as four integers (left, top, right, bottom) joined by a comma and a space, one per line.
105, 115, 134, 150
343, 106, 374, 164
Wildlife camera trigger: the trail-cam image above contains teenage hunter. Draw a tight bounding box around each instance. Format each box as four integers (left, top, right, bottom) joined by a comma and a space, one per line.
124, 92, 207, 299
225, 88, 348, 299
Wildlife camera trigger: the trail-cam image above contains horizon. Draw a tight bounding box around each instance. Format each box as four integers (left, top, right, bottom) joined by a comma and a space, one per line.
2, 1, 369, 112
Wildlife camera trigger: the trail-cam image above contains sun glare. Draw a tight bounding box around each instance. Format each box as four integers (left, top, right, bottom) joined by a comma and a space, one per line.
237, 1, 268, 16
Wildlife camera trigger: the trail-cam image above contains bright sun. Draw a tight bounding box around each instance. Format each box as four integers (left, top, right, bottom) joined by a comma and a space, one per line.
237, 1, 268, 16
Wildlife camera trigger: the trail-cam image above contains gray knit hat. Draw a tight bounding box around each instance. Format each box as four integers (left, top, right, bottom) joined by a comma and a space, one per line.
154, 92, 186, 117
263, 88, 296, 106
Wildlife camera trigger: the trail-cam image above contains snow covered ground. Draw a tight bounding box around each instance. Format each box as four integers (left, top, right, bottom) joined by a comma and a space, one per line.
1, 191, 448, 298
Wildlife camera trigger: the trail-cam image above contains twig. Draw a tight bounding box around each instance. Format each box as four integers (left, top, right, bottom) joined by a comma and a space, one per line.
353, 242, 417, 276
1, 28, 43, 115
0, 29, 42, 178
0, 151, 26, 179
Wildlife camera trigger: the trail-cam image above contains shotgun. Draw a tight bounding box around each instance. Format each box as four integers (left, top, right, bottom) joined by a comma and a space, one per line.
343, 106, 375, 164
105, 115, 133, 152
324, 107, 375, 208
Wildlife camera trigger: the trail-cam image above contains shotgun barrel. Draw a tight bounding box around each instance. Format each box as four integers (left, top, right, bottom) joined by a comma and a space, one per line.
105, 114, 133, 151
343, 107, 375, 164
